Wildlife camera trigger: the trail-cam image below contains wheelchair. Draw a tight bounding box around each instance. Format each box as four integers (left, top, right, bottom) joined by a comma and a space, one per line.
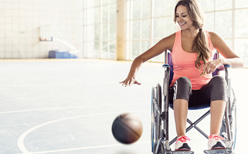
151, 50, 237, 154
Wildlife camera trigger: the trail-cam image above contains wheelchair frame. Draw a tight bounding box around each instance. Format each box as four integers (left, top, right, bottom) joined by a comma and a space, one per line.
151, 51, 237, 154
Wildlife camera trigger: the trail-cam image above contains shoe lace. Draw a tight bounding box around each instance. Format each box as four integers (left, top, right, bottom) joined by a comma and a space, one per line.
176, 136, 190, 143
209, 135, 224, 141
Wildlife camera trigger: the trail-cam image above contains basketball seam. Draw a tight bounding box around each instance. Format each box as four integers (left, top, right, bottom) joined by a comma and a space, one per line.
118, 120, 141, 138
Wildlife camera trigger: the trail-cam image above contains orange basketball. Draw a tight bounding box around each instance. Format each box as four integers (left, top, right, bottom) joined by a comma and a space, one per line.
112, 113, 143, 144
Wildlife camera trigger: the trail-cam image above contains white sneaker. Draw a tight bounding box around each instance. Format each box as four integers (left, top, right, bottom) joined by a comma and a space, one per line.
175, 136, 191, 151
208, 135, 226, 150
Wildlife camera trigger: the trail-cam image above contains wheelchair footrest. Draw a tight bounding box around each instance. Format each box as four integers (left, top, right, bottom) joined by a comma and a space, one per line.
169, 151, 194, 154
204, 149, 232, 154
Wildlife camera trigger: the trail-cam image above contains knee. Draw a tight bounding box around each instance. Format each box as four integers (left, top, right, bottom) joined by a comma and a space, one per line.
211, 76, 226, 87
177, 77, 192, 90
173, 77, 192, 102
210, 76, 226, 101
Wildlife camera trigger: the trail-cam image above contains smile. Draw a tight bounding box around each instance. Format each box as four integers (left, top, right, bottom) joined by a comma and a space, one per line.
178, 22, 186, 26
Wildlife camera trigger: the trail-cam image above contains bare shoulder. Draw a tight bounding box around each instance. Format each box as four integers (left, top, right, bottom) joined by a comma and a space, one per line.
208, 31, 219, 38
208, 31, 239, 58
167, 32, 176, 40
160, 32, 176, 51
207, 31, 223, 46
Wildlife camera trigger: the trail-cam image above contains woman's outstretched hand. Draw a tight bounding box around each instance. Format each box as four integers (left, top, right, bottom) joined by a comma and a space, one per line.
119, 77, 141, 87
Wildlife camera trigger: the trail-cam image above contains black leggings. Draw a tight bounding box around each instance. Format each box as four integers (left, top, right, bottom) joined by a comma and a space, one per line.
169, 76, 226, 109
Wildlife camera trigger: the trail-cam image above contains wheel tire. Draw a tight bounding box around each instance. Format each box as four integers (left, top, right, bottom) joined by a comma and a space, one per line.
151, 84, 162, 153
220, 89, 237, 151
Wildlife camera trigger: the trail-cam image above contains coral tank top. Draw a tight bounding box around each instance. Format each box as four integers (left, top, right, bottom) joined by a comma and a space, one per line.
170, 30, 215, 90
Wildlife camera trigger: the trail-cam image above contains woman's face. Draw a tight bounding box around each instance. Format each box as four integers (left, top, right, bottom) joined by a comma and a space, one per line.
175, 5, 193, 30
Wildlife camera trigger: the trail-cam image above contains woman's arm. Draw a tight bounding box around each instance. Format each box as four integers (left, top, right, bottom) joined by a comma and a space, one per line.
120, 33, 175, 86
211, 32, 243, 68
202, 32, 244, 74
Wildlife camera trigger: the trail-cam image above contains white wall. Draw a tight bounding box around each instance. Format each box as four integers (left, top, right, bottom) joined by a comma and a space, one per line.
0, 0, 84, 59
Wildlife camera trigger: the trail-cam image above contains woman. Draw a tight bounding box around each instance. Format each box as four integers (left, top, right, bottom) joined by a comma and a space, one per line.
120, 0, 243, 151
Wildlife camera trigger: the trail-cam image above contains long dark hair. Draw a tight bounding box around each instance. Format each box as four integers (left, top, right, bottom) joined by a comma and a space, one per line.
174, 0, 210, 69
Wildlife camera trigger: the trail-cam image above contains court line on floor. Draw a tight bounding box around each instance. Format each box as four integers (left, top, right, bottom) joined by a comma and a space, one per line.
17, 110, 149, 154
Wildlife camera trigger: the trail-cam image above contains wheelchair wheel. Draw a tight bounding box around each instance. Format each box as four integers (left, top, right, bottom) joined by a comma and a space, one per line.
151, 84, 162, 153
220, 88, 237, 151
153, 141, 165, 154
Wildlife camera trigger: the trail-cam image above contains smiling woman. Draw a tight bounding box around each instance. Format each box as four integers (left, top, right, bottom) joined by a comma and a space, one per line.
120, 0, 243, 152
174, 0, 211, 70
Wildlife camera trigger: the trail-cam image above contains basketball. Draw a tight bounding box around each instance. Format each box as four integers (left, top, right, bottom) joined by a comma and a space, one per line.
112, 113, 143, 144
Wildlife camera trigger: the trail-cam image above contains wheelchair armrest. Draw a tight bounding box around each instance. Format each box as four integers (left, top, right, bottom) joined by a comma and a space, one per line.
224, 64, 231, 68
214, 64, 231, 74
162, 64, 170, 68
224, 64, 231, 80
